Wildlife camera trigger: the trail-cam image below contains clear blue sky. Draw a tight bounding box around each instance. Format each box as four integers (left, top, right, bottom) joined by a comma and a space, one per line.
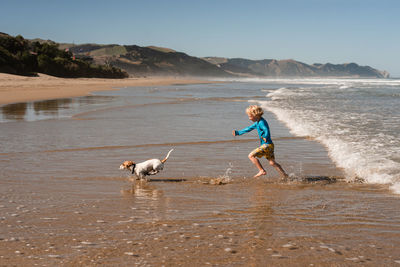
2, 0, 400, 76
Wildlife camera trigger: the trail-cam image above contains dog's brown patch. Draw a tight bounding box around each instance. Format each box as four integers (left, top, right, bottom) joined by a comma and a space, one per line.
122, 160, 135, 168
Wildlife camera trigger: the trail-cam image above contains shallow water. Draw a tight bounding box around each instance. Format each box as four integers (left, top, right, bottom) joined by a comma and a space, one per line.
1, 81, 400, 266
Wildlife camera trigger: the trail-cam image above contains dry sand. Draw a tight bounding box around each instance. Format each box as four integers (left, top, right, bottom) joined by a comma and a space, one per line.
0, 73, 214, 105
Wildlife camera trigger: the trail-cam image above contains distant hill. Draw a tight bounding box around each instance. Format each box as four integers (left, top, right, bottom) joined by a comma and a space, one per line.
0, 33, 128, 78
65, 42, 389, 78
1, 33, 390, 78
202, 57, 390, 78
146, 46, 176, 53
62, 43, 231, 77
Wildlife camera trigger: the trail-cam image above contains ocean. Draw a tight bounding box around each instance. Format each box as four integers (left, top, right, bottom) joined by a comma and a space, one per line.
251, 78, 400, 193
1, 78, 400, 265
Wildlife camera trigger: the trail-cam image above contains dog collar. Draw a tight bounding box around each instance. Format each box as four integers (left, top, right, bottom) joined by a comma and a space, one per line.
131, 163, 136, 174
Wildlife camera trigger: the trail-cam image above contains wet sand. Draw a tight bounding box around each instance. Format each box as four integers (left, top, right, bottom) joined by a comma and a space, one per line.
0, 73, 214, 105
1, 81, 400, 266
1, 178, 399, 266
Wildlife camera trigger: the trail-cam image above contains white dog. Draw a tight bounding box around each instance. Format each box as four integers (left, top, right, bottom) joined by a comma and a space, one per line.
119, 149, 174, 180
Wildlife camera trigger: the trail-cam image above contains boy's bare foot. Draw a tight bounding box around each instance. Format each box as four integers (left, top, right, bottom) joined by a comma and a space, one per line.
254, 170, 266, 178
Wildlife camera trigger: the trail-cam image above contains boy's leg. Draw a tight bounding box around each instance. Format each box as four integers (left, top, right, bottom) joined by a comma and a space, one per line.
248, 154, 266, 177
269, 159, 288, 178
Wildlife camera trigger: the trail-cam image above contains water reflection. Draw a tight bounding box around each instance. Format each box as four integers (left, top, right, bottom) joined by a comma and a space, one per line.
0, 96, 113, 122
120, 181, 162, 201
33, 99, 72, 114
1, 103, 27, 121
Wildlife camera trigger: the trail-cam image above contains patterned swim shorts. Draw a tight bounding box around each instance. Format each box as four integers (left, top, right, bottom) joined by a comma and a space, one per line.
250, 143, 275, 160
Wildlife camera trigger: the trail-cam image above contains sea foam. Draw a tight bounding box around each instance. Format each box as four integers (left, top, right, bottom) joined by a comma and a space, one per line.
263, 105, 400, 187
257, 79, 400, 193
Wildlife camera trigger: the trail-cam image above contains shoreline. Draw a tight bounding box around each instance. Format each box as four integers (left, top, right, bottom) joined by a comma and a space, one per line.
0, 73, 217, 106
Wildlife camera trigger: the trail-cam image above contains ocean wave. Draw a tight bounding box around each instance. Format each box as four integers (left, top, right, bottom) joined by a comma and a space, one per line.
261, 103, 400, 194
266, 87, 301, 100
218, 77, 400, 87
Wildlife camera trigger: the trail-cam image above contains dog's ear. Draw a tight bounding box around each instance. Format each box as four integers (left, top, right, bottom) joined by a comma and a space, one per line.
122, 161, 134, 167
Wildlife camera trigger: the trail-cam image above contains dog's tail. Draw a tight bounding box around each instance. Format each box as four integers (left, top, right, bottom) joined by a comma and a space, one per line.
161, 149, 174, 163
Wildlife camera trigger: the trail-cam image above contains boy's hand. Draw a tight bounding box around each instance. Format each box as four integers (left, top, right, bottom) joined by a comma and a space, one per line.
262, 137, 267, 142
232, 130, 236, 136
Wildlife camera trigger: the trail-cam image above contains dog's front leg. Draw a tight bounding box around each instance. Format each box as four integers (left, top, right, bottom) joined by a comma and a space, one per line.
138, 173, 146, 180
132, 172, 140, 180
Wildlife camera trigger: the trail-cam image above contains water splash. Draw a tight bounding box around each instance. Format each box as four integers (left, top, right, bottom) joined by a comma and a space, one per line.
209, 163, 234, 185
220, 162, 233, 180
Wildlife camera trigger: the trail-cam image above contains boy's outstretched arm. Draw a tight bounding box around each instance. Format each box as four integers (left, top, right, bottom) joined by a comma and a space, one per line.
233, 123, 257, 137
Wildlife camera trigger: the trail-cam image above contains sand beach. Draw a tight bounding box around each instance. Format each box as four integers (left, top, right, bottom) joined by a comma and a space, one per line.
1, 75, 400, 266
0, 73, 213, 105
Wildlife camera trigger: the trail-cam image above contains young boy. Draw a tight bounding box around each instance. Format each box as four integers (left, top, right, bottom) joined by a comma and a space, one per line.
232, 105, 288, 178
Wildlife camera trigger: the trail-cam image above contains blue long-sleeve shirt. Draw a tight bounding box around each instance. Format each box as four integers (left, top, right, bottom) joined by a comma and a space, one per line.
235, 117, 273, 145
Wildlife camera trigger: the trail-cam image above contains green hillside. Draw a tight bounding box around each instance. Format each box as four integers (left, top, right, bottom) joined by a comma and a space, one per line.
0, 33, 128, 78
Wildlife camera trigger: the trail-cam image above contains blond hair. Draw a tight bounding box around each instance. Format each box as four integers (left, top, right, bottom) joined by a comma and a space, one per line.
246, 105, 264, 118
